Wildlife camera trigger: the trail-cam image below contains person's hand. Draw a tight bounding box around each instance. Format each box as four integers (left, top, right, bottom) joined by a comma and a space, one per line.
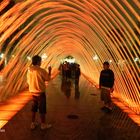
45, 81, 49, 86
110, 88, 114, 93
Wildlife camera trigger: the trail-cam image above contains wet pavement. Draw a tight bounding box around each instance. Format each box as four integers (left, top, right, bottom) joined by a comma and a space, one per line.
0, 75, 140, 140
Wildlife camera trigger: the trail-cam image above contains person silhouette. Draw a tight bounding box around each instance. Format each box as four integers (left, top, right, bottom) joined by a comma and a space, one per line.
27, 55, 52, 130
99, 61, 114, 113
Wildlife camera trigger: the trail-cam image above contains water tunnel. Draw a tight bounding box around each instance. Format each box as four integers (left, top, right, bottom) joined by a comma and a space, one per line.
0, 0, 139, 124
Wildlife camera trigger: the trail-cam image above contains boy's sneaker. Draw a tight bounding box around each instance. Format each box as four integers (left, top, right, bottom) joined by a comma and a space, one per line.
41, 123, 52, 130
30, 122, 38, 130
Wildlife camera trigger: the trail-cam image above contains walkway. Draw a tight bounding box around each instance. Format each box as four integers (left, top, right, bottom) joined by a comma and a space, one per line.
0, 75, 140, 140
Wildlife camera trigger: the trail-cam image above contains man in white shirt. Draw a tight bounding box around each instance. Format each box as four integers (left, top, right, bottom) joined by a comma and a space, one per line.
27, 55, 52, 130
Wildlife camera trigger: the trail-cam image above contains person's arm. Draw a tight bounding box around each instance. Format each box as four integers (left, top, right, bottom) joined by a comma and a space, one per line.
110, 70, 114, 88
27, 69, 30, 85
79, 68, 81, 76
99, 71, 102, 89
110, 70, 114, 92
42, 69, 50, 81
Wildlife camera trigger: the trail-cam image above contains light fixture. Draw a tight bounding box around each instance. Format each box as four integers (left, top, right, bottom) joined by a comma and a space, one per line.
134, 57, 139, 62
93, 55, 98, 60
27, 56, 31, 60
0, 53, 4, 58
41, 53, 47, 61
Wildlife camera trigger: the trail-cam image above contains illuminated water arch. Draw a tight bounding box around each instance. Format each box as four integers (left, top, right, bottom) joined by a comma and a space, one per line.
0, 0, 139, 114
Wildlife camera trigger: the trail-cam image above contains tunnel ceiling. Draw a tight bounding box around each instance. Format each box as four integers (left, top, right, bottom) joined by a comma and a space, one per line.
0, 0, 140, 114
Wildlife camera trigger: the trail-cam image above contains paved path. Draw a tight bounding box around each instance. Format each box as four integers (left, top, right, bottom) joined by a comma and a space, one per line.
0, 75, 140, 140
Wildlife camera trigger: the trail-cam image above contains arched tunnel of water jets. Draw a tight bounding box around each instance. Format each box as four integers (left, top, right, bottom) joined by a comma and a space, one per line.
0, 0, 139, 114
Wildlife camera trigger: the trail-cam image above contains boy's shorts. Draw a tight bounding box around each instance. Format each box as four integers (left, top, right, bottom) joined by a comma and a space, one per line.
100, 88, 111, 104
31, 92, 46, 114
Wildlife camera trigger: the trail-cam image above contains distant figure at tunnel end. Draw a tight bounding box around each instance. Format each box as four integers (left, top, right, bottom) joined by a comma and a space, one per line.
27, 55, 52, 130
48, 65, 52, 77
99, 61, 114, 113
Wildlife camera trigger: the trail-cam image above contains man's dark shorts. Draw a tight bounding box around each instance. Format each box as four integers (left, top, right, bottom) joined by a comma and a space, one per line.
31, 92, 46, 114
100, 88, 111, 104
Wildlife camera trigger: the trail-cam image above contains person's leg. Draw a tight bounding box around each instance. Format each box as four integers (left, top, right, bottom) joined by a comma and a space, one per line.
40, 114, 46, 123
105, 90, 112, 109
31, 96, 38, 121
75, 78, 79, 86
32, 112, 36, 122
31, 96, 38, 129
38, 93, 46, 122
39, 92, 52, 130
100, 89, 106, 109
106, 101, 113, 110
104, 90, 112, 113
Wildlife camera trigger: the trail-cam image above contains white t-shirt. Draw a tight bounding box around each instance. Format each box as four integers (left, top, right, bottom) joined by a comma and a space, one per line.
27, 65, 50, 94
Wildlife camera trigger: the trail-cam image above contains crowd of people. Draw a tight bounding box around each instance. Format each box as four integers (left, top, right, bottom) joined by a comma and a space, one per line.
59, 61, 81, 85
